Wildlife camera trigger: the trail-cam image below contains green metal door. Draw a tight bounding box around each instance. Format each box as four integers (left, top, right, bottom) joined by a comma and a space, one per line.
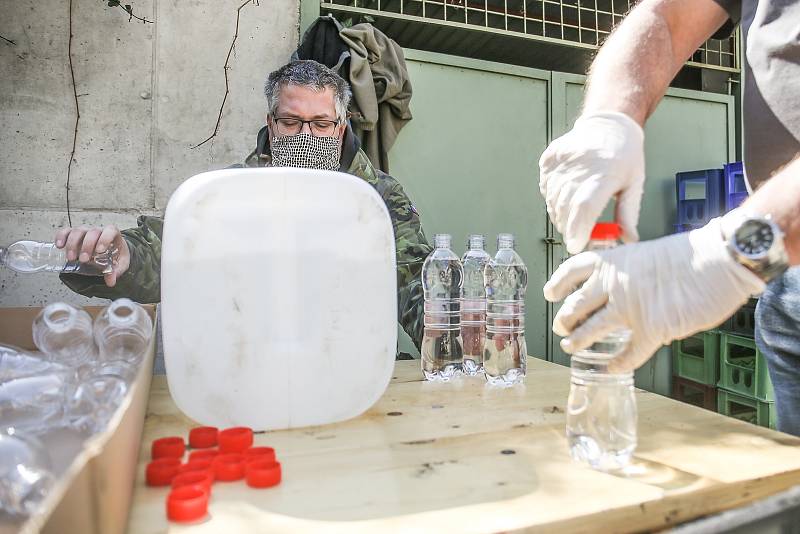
386, 53, 734, 393
389, 50, 552, 361
549, 73, 736, 394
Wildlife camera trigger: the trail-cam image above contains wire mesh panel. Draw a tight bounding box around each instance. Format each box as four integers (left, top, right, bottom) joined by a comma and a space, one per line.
321, 0, 739, 71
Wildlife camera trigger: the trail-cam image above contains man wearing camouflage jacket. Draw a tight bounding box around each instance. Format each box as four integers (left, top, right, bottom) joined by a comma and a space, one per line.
56, 60, 431, 355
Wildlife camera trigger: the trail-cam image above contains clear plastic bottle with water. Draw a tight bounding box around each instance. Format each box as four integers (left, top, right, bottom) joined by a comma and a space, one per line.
460, 234, 491, 376
483, 233, 528, 386
0, 429, 54, 517
566, 222, 637, 471
32, 302, 97, 367
421, 234, 464, 381
0, 240, 118, 276
93, 298, 153, 363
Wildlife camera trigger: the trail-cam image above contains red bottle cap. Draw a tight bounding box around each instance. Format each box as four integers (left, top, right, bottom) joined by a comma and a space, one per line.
152, 437, 185, 460
213, 453, 245, 481
178, 458, 214, 475
244, 446, 276, 463
245, 460, 282, 488
166, 486, 208, 523
590, 222, 622, 241
146, 458, 181, 486
218, 427, 253, 453
171, 470, 214, 494
188, 448, 219, 462
189, 427, 218, 449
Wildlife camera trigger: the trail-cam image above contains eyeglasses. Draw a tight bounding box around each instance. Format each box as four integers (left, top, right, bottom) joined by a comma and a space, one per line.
272, 117, 340, 137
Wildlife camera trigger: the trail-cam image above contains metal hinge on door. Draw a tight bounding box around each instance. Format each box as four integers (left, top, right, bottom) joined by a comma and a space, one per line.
542, 237, 563, 246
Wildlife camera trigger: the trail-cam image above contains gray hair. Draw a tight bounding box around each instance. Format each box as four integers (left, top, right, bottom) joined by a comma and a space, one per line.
264, 60, 352, 123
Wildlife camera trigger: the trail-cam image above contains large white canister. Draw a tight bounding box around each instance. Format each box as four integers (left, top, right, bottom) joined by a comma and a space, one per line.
161, 168, 397, 431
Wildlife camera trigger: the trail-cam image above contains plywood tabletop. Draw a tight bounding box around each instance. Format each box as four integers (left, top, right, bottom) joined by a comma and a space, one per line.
127, 357, 800, 533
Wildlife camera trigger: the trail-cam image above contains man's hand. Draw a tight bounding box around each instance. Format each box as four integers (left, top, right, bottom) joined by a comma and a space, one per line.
539, 112, 646, 254
54, 225, 131, 287
542, 217, 765, 372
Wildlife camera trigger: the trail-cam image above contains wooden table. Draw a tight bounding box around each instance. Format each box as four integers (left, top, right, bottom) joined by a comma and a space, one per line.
127, 358, 800, 533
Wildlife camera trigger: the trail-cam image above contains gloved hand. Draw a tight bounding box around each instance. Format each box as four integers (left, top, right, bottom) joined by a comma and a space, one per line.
539, 111, 646, 254
543, 216, 766, 372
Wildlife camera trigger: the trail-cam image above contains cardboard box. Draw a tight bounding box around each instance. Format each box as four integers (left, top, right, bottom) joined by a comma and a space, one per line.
0, 305, 156, 534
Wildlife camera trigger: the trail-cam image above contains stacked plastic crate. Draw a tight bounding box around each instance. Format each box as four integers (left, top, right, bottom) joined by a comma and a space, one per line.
671, 163, 775, 428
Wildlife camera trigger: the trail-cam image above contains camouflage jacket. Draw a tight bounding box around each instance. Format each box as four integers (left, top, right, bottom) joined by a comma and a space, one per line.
60, 126, 431, 352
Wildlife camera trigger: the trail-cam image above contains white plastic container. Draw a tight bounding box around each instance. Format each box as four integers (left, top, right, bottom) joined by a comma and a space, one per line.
161, 168, 397, 431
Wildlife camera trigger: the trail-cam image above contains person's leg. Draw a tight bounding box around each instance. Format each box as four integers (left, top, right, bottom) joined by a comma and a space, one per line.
755, 267, 800, 436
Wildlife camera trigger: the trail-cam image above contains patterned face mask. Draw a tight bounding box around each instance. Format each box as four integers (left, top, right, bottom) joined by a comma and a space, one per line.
270, 133, 341, 171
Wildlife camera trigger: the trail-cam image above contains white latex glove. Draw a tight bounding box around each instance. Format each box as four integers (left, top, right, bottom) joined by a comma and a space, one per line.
539, 111, 645, 254
543, 216, 766, 372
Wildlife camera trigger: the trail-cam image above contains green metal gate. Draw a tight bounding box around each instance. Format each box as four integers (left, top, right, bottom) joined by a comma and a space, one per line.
549, 72, 735, 394
390, 51, 735, 395
390, 49, 551, 361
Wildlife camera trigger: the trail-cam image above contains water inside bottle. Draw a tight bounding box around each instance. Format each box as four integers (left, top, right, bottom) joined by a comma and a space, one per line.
566, 353, 637, 471
421, 328, 464, 381
460, 298, 486, 376
483, 329, 527, 386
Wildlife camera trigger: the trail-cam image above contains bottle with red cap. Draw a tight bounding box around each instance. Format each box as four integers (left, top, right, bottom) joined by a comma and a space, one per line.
566, 222, 637, 472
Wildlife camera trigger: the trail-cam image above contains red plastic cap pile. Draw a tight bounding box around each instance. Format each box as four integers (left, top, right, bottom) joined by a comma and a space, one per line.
145, 426, 282, 523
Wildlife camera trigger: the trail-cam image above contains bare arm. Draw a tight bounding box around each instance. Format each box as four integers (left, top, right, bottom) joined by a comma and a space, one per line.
745, 158, 800, 265
583, 0, 730, 125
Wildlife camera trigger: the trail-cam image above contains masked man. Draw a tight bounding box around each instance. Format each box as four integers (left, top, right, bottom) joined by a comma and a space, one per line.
56, 60, 432, 355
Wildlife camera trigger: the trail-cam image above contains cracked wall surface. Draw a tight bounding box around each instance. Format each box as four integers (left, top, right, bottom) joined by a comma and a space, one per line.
0, 0, 299, 306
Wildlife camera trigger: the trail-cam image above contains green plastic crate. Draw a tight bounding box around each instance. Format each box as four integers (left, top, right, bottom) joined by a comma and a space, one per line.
718, 333, 774, 401
717, 388, 776, 429
672, 330, 720, 385
722, 297, 757, 337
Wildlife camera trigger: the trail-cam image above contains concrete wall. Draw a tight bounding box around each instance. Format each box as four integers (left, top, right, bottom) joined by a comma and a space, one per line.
0, 0, 299, 306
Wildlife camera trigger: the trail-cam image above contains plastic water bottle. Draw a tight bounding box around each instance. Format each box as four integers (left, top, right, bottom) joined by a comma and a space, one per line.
32, 302, 97, 367
483, 234, 527, 386
0, 361, 126, 436
0, 429, 53, 517
0, 240, 118, 276
66, 375, 128, 434
89, 360, 138, 384
566, 222, 637, 471
0, 367, 79, 432
93, 299, 153, 363
0, 344, 70, 382
0, 344, 79, 431
421, 234, 464, 381
460, 234, 490, 376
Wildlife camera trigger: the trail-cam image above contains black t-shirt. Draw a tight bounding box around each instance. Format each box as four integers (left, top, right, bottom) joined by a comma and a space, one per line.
713, 0, 800, 190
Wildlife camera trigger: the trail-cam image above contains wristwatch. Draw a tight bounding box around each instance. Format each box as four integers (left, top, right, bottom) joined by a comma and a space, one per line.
721, 210, 789, 283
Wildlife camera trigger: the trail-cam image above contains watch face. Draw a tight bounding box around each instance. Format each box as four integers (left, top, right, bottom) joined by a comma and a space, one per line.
734, 219, 774, 257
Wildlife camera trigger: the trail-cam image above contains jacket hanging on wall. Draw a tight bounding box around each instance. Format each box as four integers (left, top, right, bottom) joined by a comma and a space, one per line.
294, 16, 413, 173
